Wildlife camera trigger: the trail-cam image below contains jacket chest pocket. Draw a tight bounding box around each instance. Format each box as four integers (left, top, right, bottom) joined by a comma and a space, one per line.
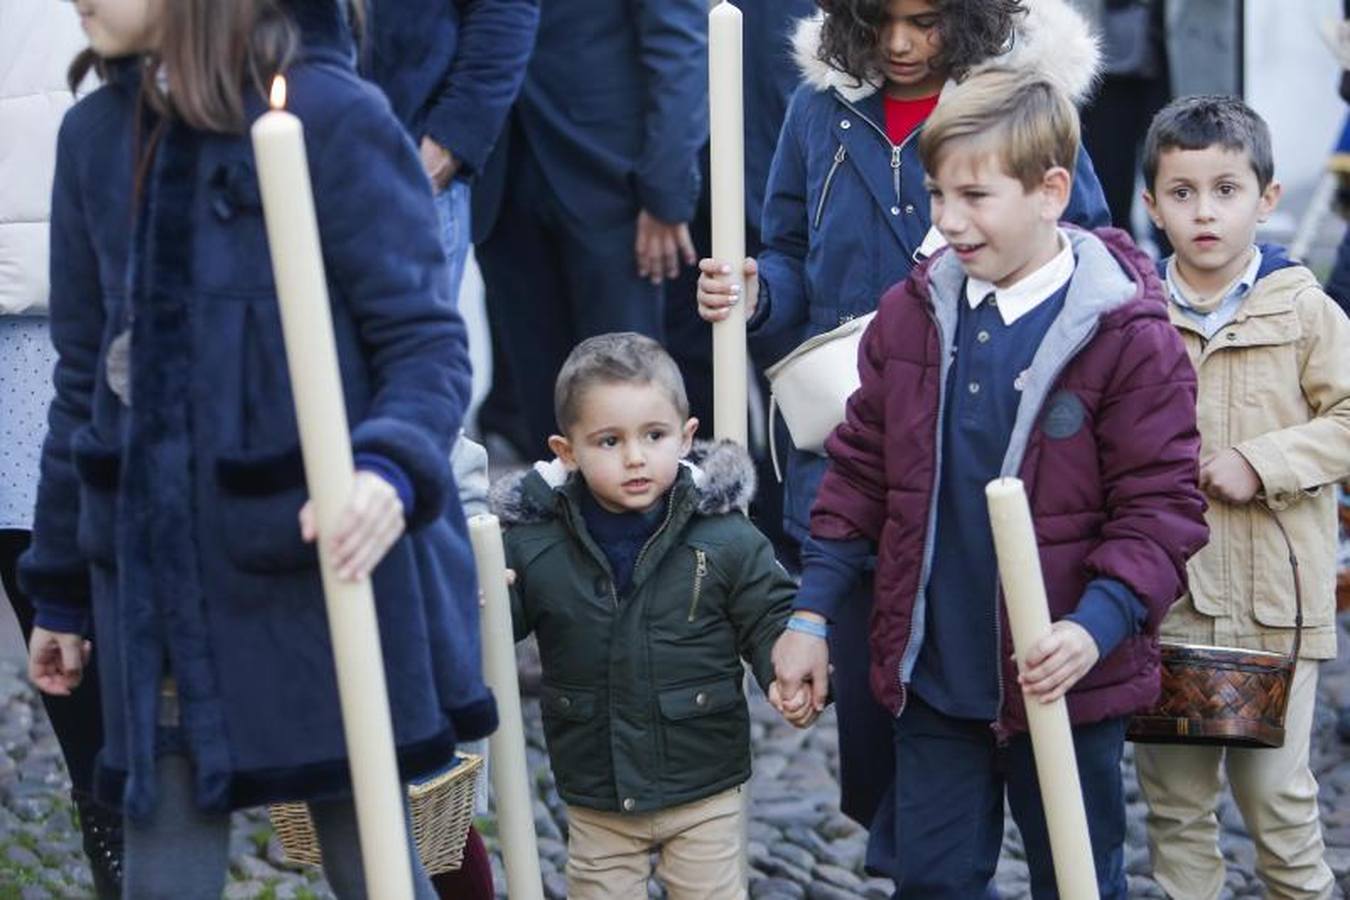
1240, 342, 1303, 415
813, 145, 848, 230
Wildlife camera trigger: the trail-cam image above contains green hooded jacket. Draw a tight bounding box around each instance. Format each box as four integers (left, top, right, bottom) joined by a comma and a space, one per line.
490, 442, 795, 813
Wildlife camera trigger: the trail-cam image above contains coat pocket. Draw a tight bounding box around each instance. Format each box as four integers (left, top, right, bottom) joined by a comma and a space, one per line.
539, 683, 608, 799
70, 426, 121, 566
214, 444, 317, 573
656, 676, 747, 774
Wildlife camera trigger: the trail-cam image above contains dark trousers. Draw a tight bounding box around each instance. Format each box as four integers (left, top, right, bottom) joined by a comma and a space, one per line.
0, 529, 105, 796
866, 695, 1128, 900
477, 146, 665, 460
827, 575, 895, 827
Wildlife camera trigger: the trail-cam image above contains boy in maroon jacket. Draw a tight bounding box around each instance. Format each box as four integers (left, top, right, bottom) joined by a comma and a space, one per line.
771, 69, 1209, 898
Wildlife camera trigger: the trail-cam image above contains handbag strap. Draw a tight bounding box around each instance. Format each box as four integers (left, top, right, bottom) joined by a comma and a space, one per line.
1257, 502, 1302, 664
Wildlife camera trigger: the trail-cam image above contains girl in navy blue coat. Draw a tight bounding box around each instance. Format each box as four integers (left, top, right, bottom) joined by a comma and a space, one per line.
697, 0, 1111, 830
22, 1, 490, 896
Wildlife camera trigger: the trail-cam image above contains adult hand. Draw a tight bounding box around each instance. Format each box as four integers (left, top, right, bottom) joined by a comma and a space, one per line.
419, 136, 460, 193
770, 614, 830, 716
635, 209, 696, 284
1199, 448, 1261, 505
29, 626, 90, 697
696, 257, 759, 323
300, 470, 406, 582
1017, 620, 1099, 704
768, 680, 821, 729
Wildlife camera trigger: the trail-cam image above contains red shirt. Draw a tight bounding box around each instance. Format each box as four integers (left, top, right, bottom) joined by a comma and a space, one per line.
883, 93, 940, 145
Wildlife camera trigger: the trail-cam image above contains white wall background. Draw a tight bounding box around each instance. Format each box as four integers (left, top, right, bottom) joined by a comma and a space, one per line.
1246, 0, 1343, 242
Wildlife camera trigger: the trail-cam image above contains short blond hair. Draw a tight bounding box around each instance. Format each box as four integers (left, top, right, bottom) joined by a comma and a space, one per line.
918, 68, 1080, 192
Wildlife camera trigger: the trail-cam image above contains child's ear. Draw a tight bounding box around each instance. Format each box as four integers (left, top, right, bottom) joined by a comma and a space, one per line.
1258, 179, 1282, 222
1040, 166, 1072, 221
1141, 188, 1163, 230
680, 417, 699, 454
547, 434, 577, 469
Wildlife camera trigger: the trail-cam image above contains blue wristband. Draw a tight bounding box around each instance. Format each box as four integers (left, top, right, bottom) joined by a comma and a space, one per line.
786, 615, 829, 639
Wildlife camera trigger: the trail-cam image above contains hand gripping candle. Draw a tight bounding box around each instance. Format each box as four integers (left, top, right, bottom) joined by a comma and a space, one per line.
251, 77, 414, 900
709, 1, 748, 445
468, 514, 545, 900
985, 478, 1100, 900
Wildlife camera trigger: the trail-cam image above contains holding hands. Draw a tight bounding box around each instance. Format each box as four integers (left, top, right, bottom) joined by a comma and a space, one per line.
696, 257, 759, 322
769, 613, 831, 729
300, 470, 406, 582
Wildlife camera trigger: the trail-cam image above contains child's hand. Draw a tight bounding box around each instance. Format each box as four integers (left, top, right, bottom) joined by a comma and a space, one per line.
769, 680, 820, 729
771, 617, 830, 716
299, 471, 406, 582
635, 209, 696, 284
1199, 448, 1261, 505
28, 626, 90, 697
1016, 621, 1099, 704
480, 569, 516, 608
697, 257, 759, 323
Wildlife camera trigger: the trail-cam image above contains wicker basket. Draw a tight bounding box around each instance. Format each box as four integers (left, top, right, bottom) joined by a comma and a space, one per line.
1127, 507, 1300, 749
269, 752, 483, 875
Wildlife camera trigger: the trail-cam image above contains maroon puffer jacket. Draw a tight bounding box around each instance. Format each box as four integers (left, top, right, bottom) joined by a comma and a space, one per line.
812, 227, 1209, 735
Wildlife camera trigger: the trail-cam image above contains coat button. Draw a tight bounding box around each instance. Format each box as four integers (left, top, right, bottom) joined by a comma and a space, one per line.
558, 696, 571, 710
695, 691, 709, 707
977, 330, 991, 344
904, 204, 915, 214
968, 382, 981, 394
838, 313, 855, 324
1227, 332, 1237, 340
623, 797, 636, 812
890, 206, 900, 216
840, 119, 851, 129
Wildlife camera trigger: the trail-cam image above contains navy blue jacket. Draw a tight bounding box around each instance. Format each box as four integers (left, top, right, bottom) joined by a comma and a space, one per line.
472, 0, 708, 238
741, 0, 815, 233
363, 0, 539, 177
21, 0, 494, 820
755, 6, 1113, 542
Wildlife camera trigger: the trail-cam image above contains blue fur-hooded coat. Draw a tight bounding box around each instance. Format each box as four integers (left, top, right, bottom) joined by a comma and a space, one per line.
19, 0, 495, 821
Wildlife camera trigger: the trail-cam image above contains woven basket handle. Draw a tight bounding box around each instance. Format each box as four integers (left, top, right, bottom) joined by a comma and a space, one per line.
1257, 502, 1302, 664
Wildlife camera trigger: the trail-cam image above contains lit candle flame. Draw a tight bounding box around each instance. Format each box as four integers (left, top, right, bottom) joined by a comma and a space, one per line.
270, 75, 287, 110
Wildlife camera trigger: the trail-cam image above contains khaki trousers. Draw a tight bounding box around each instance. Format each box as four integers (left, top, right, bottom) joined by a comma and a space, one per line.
565, 785, 749, 900
1135, 662, 1334, 900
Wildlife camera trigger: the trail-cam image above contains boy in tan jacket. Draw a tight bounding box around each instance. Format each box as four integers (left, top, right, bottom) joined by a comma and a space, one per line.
1137, 95, 1350, 900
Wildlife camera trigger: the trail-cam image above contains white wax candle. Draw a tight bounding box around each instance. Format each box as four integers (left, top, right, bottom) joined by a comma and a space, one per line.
468, 514, 545, 900
985, 478, 1100, 900
251, 77, 414, 900
709, 1, 748, 445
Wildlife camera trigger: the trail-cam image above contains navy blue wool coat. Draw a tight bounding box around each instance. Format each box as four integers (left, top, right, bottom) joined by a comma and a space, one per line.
21, 1, 495, 821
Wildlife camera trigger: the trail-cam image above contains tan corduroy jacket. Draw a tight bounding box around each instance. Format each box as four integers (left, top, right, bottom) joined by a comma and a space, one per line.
1166, 263, 1350, 660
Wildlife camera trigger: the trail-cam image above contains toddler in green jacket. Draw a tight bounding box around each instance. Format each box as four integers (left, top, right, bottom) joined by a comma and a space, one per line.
490, 332, 795, 900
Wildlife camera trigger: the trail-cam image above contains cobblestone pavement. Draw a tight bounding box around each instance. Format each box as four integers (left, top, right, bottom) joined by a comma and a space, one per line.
5, 620, 1350, 898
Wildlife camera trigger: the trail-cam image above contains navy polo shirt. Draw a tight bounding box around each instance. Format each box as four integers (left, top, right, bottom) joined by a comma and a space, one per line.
910, 281, 1070, 720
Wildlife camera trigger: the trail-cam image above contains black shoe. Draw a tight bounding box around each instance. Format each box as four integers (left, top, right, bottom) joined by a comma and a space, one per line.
75, 793, 123, 900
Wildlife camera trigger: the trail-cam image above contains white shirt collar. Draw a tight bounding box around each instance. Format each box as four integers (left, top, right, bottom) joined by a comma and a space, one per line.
964, 230, 1075, 326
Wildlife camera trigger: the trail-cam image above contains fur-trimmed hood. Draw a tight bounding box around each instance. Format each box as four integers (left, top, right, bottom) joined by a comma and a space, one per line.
490, 440, 757, 526
790, 0, 1100, 104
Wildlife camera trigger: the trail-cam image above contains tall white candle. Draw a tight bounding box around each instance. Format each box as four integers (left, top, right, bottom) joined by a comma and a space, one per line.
468, 514, 545, 900
709, 1, 748, 445
251, 77, 414, 900
985, 478, 1100, 900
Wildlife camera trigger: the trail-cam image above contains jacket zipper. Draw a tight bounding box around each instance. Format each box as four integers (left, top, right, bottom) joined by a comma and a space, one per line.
833, 92, 921, 209
687, 549, 708, 621
632, 496, 679, 585
894, 301, 951, 715
814, 145, 848, 229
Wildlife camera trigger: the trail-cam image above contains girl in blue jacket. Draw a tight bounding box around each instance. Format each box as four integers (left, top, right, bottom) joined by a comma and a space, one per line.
698, 0, 1111, 829
22, 1, 488, 896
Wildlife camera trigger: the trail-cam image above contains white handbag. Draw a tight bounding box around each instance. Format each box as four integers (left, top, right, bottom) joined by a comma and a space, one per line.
763, 311, 876, 479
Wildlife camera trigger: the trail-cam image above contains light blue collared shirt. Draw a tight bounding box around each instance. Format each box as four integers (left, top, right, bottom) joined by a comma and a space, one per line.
1165, 247, 1262, 339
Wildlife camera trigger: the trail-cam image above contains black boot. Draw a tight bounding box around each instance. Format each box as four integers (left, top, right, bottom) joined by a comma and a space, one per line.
75, 793, 123, 900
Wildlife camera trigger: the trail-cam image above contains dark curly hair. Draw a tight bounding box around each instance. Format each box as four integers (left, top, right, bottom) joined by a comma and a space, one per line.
815, 0, 1026, 88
